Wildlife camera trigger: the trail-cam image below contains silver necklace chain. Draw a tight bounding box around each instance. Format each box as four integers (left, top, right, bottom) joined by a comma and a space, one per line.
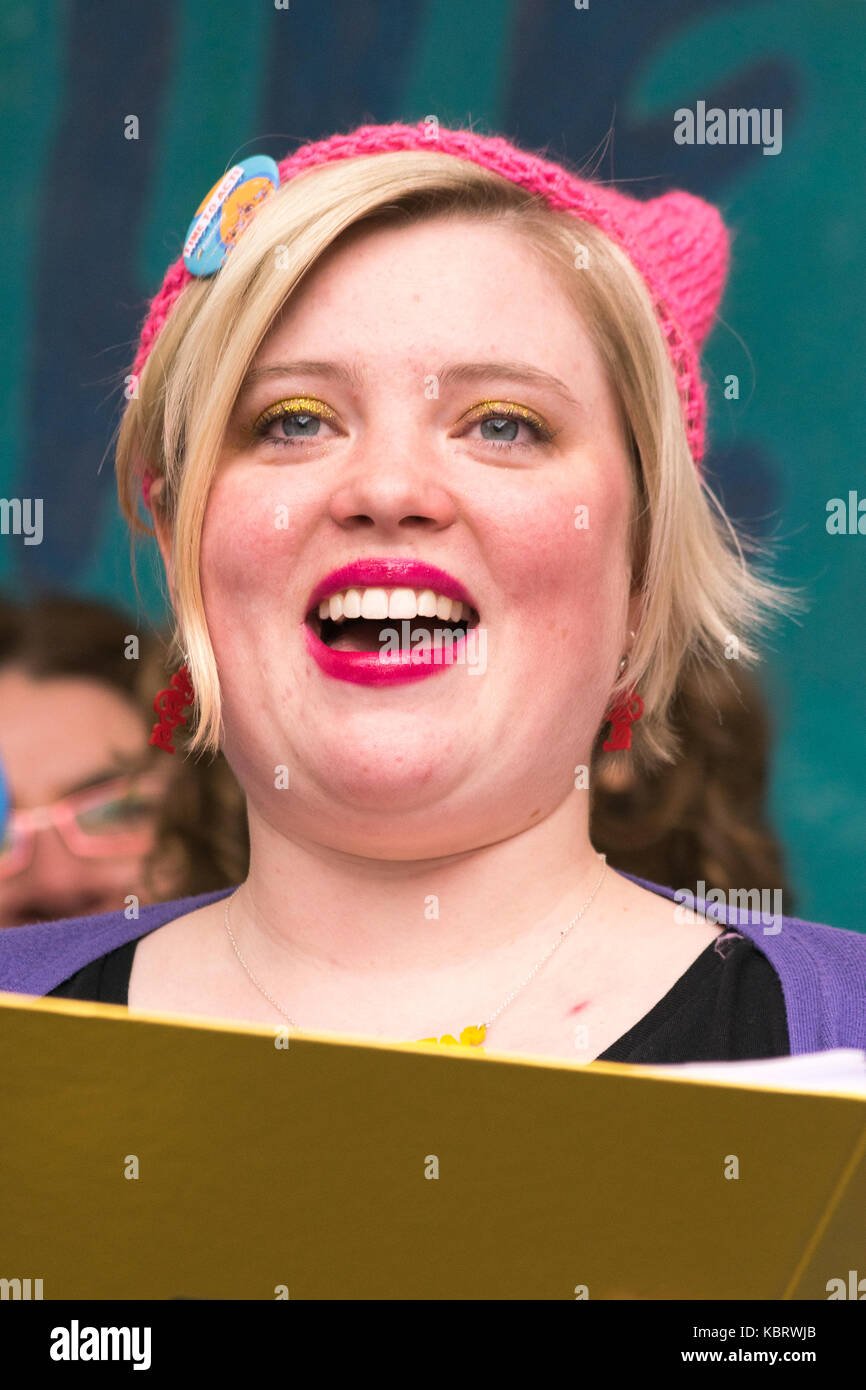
223, 852, 608, 1036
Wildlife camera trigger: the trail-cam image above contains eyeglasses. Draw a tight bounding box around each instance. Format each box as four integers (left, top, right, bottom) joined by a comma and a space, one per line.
0, 772, 165, 881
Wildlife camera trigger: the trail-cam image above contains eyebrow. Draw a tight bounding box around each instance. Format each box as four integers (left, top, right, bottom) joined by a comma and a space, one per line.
238, 359, 583, 410
60, 769, 130, 798
241, 359, 366, 393
62, 752, 153, 799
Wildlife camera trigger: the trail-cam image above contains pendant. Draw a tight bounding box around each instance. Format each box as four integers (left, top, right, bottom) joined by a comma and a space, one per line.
416, 1024, 486, 1048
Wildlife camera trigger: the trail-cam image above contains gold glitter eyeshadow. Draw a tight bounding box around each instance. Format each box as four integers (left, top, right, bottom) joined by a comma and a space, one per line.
459, 400, 554, 441
252, 396, 340, 432
248, 396, 555, 445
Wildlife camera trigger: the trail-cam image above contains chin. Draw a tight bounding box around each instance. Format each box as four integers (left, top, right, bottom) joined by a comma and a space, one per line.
308, 746, 467, 811
308, 813, 493, 863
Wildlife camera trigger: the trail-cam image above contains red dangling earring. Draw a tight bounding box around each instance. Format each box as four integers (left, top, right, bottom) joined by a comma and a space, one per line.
602, 689, 644, 751
149, 663, 195, 754
603, 638, 642, 751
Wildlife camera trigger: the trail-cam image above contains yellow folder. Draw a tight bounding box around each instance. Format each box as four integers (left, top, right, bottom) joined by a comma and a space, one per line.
1, 989, 863, 1300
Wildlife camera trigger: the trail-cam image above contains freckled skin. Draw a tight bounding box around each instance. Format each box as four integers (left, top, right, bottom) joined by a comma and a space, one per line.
189, 217, 638, 862
135, 214, 714, 1051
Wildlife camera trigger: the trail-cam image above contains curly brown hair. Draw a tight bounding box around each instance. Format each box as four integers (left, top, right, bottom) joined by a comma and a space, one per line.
591, 662, 794, 906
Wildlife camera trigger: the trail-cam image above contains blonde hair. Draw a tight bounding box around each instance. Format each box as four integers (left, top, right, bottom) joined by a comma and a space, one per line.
117, 150, 792, 763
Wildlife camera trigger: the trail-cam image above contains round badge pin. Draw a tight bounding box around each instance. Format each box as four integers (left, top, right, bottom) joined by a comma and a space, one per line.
182, 154, 280, 277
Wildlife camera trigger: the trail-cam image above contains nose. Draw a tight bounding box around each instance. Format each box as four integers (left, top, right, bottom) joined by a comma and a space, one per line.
327, 416, 459, 534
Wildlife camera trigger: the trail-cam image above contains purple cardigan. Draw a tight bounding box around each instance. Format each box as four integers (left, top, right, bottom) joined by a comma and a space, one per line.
1, 874, 865, 1053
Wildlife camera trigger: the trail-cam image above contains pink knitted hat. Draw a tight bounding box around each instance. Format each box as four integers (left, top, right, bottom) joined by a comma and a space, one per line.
133, 120, 729, 482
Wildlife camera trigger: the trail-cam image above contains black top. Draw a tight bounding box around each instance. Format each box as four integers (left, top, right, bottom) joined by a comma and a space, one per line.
46, 927, 790, 1063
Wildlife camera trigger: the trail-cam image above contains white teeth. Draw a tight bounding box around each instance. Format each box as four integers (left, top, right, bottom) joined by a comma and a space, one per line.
342, 588, 362, 619
388, 588, 417, 619
314, 586, 474, 624
360, 587, 389, 620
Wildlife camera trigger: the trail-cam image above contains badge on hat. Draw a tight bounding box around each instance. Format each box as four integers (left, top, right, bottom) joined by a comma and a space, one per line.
182, 154, 280, 276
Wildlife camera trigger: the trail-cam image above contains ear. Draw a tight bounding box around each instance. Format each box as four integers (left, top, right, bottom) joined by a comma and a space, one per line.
629, 189, 729, 352
147, 478, 177, 603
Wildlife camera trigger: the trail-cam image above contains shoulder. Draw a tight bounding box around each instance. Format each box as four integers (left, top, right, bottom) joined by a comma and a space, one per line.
732, 915, 866, 1052
621, 872, 866, 1051
621, 869, 866, 959
0, 887, 236, 998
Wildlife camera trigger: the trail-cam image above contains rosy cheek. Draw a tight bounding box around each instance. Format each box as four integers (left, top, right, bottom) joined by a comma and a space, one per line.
200, 469, 311, 603
488, 470, 630, 618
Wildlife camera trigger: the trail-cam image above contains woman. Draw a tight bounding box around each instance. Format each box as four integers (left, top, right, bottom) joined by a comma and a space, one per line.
2, 122, 863, 1061
0, 594, 175, 926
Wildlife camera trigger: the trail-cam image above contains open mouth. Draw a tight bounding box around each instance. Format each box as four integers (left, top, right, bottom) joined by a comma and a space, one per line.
306, 589, 481, 653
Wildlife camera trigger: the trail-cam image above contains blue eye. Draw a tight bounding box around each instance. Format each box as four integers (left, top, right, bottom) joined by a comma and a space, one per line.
277, 413, 321, 437
465, 405, 554, 450
478, 416, 521, 443
248, 398, 556, 453
251, 397, 340, 449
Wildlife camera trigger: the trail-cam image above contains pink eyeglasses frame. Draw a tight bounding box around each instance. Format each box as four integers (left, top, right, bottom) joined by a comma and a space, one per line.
0, 771, 165, 880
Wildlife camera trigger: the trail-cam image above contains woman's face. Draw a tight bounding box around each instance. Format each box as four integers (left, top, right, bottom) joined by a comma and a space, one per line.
196, 216, 639, 856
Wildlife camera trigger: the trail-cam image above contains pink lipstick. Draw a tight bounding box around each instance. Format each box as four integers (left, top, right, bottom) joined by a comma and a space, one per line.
303, 558, 480, 686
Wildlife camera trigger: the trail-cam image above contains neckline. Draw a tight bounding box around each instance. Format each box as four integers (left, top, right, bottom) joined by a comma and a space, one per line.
104, 923, 753, 1059
595, 931, 748, 1061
